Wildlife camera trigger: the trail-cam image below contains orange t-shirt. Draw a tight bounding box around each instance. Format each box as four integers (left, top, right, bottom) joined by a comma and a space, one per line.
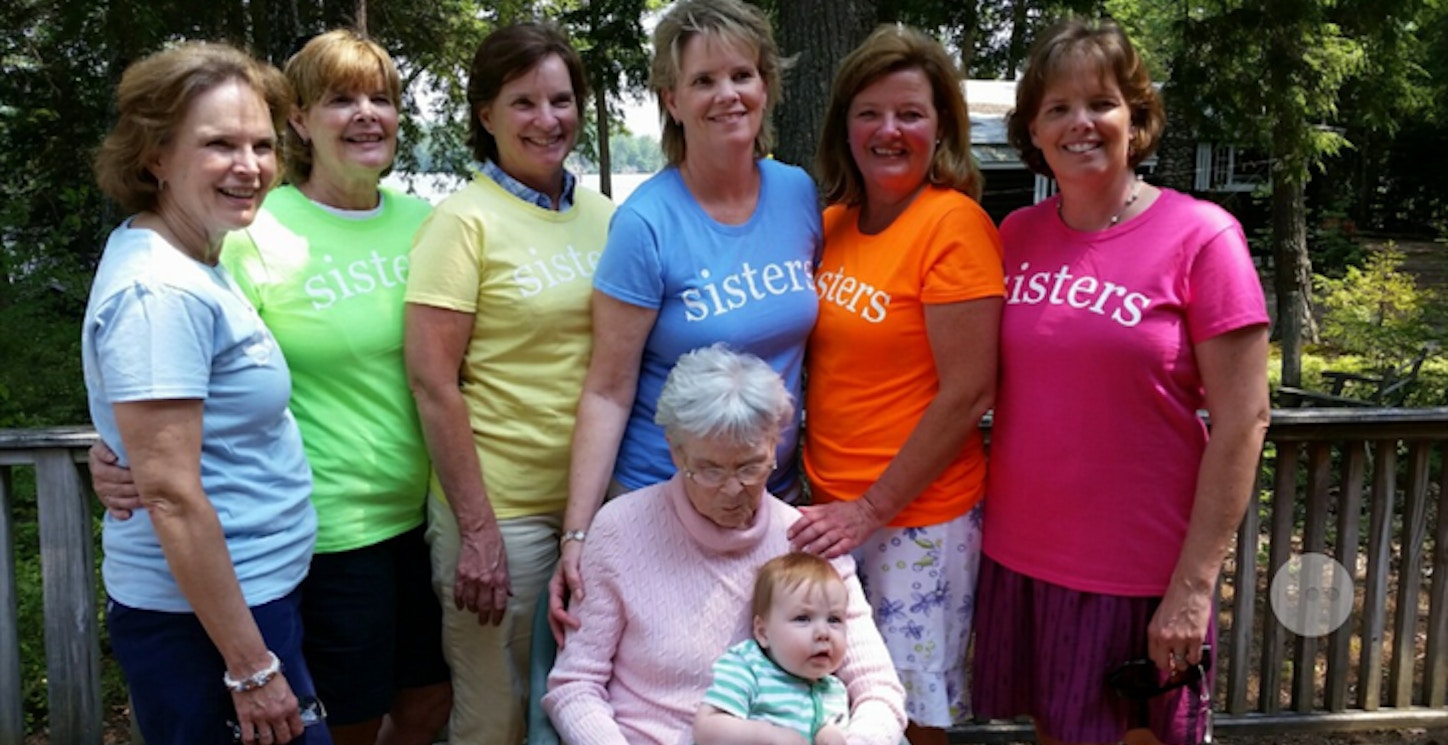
804, 186, 1004, 527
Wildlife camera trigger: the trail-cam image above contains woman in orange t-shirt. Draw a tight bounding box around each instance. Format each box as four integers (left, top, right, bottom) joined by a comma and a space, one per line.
788, 25, 1003, 745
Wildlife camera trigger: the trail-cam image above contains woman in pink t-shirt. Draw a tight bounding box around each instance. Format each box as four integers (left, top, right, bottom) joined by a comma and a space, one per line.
970, 17, 1270, 745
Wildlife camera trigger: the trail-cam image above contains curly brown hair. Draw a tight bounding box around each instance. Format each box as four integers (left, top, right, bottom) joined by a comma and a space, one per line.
94, 42, 291, 214
1006, 17, 1164, 178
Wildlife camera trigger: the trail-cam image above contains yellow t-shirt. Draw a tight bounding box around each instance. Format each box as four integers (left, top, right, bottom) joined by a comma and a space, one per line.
804, 186, 1004, 527
405, 174, 615, 518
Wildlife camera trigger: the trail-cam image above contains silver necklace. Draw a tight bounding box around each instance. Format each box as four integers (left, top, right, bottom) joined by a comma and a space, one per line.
1058, 176, 1143, 229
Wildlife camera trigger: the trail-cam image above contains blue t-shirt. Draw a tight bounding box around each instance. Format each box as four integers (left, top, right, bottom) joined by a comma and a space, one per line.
82, 221, 316, 612
593, 160, 821, 491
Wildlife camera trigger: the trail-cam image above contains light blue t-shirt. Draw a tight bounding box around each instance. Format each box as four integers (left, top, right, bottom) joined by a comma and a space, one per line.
593, 160, 821, 491
82, 221, 316, 613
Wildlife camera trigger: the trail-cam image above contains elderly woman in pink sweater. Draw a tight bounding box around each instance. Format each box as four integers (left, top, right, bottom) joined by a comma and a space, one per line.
544, 345, 906, 745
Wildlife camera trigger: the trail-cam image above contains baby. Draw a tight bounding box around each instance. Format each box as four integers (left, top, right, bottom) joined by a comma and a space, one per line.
694, 552, 851, 745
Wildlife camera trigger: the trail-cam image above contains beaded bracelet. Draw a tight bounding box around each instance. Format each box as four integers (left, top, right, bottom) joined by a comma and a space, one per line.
223, 651, 282, 693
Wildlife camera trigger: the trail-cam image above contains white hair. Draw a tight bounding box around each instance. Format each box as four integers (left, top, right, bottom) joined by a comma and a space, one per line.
654, 344, 794, 446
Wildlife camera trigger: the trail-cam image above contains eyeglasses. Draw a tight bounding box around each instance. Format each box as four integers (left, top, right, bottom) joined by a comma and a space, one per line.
1106, 645, 1213, 700
684, 459, 775, 489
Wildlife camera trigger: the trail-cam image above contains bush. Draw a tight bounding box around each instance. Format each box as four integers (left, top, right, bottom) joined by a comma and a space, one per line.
1314, 243, 1443, 369
1269, 347, 1448, 406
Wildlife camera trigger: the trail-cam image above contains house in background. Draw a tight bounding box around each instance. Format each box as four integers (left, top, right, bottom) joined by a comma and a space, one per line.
967, 80, 1040, 224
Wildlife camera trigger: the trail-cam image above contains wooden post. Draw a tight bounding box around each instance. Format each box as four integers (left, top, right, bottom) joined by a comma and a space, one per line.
34, 450, 102, 744
1227, 458, 1262, 715
1262, 442, 1300, 713
1292, 442, 1333, 711
1325, 444, 1365, 712
1390, 442, 1433, 707
0, 465, 22, 745
1425, 441, 1448, 706
1358, 441, 1397, 710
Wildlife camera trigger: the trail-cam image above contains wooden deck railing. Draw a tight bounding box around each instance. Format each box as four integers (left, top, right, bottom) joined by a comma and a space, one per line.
3, 411, 1447, 744
0, 427, 101, 745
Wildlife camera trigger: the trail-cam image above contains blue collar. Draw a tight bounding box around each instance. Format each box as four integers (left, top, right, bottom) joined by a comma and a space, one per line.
480, 159, 577, 211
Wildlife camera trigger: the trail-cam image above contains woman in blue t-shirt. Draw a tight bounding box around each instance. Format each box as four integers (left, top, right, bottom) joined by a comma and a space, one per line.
549, 0, 822, 639
85, 43, 327, 745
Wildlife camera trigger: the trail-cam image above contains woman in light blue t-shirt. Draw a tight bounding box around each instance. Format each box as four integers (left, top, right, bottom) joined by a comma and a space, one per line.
550, 0, 822, 638
85, 43, 327, 745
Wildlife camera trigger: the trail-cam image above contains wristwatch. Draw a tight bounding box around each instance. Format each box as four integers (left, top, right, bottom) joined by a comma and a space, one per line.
560, 529, 587, 548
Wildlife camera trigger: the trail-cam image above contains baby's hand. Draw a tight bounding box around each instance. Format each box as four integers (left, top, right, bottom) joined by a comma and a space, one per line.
776, 729, 810, 745
814, 723, 846, 745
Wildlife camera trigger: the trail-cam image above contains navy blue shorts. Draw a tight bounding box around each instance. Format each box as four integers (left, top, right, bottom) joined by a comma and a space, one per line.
301, 525, 449, 725
108, 586, 332, 745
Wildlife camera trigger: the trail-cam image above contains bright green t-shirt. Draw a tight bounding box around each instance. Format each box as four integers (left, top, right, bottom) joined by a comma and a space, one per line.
223, 185, 432, 552
405, 174, 615, 519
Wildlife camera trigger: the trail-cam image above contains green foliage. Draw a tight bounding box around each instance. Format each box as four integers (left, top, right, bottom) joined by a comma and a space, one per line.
1270, 347, 1448, 407
1314, 244, 1442, 367
1307, 206, 1367, 277
573, 133, 664, 174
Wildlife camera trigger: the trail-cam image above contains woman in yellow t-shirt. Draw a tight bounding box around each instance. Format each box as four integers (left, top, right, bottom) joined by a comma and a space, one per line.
788, 25, 1004, 745
402, 22, 615, 745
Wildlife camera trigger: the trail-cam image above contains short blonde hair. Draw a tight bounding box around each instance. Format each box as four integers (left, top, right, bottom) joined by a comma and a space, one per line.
1006, 17, 1164, 178
650, 0, 785, 165
94, 42, 290, 214
817, 24, 981, 205
751, 552, 846, 620
283, 29, 404, 181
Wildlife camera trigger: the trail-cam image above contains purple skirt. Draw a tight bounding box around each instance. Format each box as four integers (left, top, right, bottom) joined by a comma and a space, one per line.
970, 554, 1213, 745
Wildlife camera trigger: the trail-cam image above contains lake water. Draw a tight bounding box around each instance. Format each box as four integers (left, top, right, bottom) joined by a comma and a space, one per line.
382, 171, 655, 206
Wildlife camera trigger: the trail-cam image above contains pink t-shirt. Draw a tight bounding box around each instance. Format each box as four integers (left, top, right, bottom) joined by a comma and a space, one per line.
983, 188, 1268, 596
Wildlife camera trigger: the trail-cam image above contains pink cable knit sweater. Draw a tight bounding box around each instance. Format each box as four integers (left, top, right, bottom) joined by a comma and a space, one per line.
543, 475, 906, 745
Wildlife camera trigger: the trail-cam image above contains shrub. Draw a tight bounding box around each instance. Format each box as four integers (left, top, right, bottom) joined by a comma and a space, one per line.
1314, 244, 1442, 369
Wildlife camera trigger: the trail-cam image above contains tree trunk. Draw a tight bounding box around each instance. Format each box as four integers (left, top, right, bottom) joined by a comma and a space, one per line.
1006, 0, 1030, 79
776, 0, 875, 178
224, 0, 249, 48
250, 0, 272, 61
1265, 0, 1319, 388
596, 85, 612, 197
1271, 172, 1314, 387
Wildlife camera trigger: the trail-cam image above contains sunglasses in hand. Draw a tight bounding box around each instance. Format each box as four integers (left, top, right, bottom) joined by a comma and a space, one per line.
1106, 644, 1213, 700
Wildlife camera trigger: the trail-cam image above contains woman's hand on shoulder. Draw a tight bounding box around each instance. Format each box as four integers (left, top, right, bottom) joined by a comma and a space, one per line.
229, 671, 303, 745
789, 500, 882, 559
549, 540, 585, 646
88, 441, 142, 520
